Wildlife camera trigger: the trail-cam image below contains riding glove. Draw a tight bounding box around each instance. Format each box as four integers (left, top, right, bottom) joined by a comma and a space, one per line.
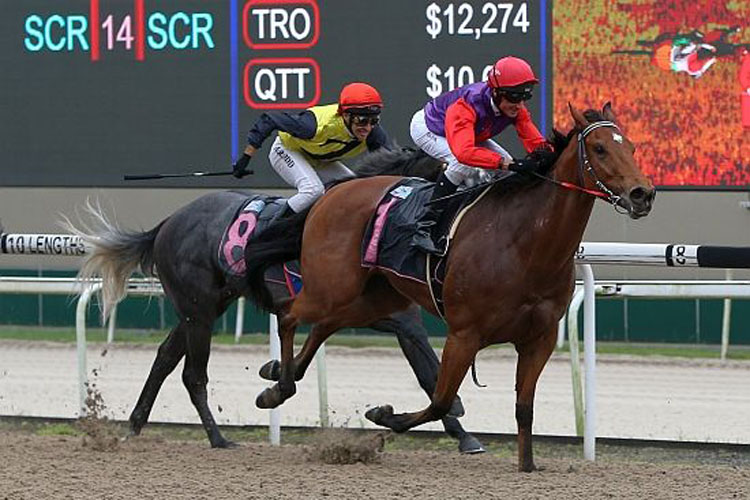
232, 153, 252, 178
508, 157, 540, 174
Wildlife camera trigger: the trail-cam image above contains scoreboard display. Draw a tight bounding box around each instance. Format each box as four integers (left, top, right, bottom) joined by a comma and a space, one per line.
1, 0, 550, 187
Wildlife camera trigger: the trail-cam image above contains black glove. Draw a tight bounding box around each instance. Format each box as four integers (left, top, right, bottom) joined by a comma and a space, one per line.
232, 153, 252, 178
508, 157, 540, 174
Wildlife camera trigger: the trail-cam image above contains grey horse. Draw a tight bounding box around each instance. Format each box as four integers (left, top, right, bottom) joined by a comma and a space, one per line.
63, 147, 484, 453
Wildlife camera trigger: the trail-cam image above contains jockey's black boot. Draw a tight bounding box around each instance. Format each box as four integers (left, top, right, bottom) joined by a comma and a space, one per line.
270, 202, 295, 227
412, 173, 458, 255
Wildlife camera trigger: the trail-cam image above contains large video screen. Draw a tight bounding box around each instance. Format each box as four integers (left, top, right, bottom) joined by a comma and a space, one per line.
554, 0, 750, 190
1, 0, 550, 188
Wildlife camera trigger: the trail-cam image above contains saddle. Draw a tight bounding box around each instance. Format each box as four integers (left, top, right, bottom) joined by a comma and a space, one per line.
361, 178, 493, 317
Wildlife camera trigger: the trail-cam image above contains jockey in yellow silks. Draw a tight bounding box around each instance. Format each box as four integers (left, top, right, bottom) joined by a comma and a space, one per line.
232, 83, 390, 220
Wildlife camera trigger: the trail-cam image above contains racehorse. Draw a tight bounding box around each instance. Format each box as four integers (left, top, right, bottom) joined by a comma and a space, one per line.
244, 103, 656, 471
62, 146, 483, 453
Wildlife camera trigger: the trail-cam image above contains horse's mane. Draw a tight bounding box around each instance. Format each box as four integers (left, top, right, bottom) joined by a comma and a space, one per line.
352, 144, 414, 177
487, 108, 604, 196
352, 144, 442, 181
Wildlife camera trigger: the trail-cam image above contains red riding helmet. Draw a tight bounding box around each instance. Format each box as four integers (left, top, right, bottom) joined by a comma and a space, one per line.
338, 82, 383, 115
487, 56, 539, 90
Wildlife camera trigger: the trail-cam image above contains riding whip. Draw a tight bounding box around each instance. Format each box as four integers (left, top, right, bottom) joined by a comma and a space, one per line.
123, 169, 253, 181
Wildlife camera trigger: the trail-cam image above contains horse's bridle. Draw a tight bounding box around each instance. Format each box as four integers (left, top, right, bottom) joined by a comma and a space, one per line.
535, 120, 628, 213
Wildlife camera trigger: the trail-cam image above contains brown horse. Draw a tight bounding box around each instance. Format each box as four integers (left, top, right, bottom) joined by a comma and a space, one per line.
245, 103, 656, 471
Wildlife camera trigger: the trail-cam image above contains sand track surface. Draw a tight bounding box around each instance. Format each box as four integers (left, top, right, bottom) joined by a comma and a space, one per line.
1, 429, 748, 500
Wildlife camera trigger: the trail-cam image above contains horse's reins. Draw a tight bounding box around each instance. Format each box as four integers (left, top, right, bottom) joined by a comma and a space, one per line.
532, 120, 629, 213
428, 121, 628, 210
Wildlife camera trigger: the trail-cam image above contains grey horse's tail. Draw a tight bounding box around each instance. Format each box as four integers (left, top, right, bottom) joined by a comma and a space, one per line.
60, 200, 163, 322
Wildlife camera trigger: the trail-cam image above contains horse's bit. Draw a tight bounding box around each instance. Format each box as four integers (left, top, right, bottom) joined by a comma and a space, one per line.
532, 120, 628, 213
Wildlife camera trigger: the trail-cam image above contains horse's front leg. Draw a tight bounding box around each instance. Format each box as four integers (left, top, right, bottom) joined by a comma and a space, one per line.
255, 312, 298, 408
514, 329, 557, 472
366, 332, 479, 432
373, 307, 484, 453
381, 306, 465, 417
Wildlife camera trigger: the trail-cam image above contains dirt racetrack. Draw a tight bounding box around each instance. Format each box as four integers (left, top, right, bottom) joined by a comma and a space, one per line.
1, 425, 749, 500
1, 340, 749, 499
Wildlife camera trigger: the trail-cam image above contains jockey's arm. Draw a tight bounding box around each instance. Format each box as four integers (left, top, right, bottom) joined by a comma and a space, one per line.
366, 125, 391, 152
445, 98, 507, 169
515, 107, 550, 152
244, 111, 318, 155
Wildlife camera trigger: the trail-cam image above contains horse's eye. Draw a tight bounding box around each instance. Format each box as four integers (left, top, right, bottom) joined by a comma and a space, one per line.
594, 144, 606, 155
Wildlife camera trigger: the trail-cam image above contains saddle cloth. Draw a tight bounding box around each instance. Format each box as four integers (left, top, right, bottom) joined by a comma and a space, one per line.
218, 193, 286, 276
361, 178, 493, 317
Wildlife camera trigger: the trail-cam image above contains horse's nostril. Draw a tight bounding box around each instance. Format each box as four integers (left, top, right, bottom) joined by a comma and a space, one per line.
630, 187, 647, 202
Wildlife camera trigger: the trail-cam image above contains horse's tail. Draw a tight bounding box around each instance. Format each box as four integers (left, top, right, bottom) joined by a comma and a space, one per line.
60, 200, 163, 322
245, 208, 311, 312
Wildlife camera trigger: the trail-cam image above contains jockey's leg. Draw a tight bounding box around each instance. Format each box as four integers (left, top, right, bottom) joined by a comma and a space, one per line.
316, 160, 356, 185
411, 173, 458, 255
268, 137, 324, 213
410, 112, 475, 253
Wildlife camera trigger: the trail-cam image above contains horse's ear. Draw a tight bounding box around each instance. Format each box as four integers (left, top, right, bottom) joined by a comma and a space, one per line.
602, 101, 618, 125
568, 102, 589, 129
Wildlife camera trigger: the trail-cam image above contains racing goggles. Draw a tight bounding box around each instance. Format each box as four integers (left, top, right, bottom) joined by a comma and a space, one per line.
350, 114, 381, 126
501, 91, 533, 103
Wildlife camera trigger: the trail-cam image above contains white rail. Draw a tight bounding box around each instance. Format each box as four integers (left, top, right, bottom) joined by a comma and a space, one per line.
4, 237, 750, 457
0, 277, 245, 414
564, 277, 750, 460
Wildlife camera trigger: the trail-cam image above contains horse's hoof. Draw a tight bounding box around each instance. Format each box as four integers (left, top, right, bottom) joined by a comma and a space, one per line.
519, 462, 539, 473
365, 405, 394, 426
458, 434, 485, 454
213, 439, 239, 449
258, 360, 280, 381
124, 427, 140, 441
447, 396, 465, 418
255, 386, 283, 409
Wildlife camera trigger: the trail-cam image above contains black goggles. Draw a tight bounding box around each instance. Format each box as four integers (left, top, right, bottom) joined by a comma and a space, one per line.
350, 114, 381, 126
499, 90, 533, 103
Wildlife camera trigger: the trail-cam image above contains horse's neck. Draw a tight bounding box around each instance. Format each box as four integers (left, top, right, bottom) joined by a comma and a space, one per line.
545, 144, 597, 254
486, 144, 595, 265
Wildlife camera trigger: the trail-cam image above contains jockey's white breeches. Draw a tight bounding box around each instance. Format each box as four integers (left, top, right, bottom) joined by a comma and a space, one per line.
268, 136, 355, 212
409, 109, 512, 187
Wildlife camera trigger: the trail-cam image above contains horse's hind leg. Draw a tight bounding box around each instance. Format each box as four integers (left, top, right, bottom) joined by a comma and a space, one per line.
181, 314, 236, 448
157, 259, 235, 447
514, 330, 557, 472
128, 323, 187, 437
